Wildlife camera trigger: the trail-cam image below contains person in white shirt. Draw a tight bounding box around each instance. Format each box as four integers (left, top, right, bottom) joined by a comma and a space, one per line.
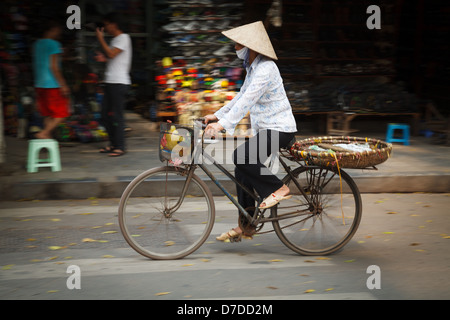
95, 12, 132, 157
204, 21, 298, 242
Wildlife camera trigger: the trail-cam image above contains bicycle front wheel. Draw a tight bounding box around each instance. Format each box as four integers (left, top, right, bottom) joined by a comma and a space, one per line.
272, 166, 362, 256
118, 166, 215, 260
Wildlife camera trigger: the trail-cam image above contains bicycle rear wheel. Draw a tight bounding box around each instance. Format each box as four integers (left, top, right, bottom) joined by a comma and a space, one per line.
272, 166, 362, 255
118, 166, 215, 260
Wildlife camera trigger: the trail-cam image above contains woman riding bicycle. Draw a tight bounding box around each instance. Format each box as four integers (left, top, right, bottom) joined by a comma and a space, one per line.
204, 21, 298, 242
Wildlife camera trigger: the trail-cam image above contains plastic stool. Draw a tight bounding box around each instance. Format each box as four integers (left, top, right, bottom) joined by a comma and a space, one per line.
27, 139, 62, 173
385, 123, 410, 145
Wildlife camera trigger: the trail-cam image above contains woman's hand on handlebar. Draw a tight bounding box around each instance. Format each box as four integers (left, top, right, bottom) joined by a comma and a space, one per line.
203, 114, 218, 124
202, 114, 223, 138
205, 122, 224, 138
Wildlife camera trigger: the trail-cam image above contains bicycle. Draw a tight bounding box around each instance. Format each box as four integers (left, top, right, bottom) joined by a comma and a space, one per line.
118, 119, 362, 260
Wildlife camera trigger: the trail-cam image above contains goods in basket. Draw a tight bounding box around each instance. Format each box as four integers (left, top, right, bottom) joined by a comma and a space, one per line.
162, 125, 185, 151
290, 136, 393, 169
159, 123, 194, 163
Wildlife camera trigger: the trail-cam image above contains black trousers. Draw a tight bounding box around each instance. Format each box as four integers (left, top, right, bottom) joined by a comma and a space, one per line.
232, 129, 296, 214
101, 84, 129, 150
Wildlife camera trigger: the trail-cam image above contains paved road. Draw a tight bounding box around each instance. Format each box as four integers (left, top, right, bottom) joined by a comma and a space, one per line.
0, 193, 449, 301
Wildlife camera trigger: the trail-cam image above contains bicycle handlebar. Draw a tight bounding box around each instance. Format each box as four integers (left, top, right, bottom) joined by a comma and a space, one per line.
194, 117, 226, 134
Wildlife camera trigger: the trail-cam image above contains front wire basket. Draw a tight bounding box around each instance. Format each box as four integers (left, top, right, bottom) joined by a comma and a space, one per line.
159, 122, 194, 164
289, 136, 393, 169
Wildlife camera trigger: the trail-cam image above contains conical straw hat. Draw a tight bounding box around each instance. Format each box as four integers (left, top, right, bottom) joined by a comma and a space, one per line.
222, 21, 278, 60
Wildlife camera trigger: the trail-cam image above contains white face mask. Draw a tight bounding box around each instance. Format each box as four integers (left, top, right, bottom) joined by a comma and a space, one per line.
236, 47, 248, 60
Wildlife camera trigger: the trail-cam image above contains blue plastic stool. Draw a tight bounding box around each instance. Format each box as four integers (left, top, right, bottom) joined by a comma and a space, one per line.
27, 139, 62, 173
385, 123, 410, 145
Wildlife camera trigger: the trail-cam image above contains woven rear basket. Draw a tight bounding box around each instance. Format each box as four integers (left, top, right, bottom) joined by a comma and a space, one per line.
290, 136, 393, 169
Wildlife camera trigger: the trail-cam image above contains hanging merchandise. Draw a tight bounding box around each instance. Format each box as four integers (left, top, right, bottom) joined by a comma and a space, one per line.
154, 1, 251, 135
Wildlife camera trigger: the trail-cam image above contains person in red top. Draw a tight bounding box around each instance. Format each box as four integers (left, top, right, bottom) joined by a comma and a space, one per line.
33, 20, 70, 139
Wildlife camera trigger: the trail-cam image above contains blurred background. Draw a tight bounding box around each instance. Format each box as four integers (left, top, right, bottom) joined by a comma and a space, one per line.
0, 0, 449, 141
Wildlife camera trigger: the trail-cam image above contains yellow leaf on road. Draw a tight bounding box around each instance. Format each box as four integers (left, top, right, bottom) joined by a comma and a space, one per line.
101, 231, 117, 234
304, 289, 315, 293
155, 292, 171, 296
48, 246, 66, 250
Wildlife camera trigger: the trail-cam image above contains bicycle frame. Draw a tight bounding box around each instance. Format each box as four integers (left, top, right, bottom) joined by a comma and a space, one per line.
199, 151, 258, 223
200, 152, 318, 227
167, 130, 316, 228
121, 120, 364, 259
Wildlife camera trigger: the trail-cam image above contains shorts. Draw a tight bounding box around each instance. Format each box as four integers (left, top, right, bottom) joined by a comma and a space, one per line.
36, 88, 70, 118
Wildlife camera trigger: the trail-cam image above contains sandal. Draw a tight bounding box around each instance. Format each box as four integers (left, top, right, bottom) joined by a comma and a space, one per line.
108, 149, 126, 157
99, 146, 114, 153
216, 228, 242, 242
259, 193, 292, 209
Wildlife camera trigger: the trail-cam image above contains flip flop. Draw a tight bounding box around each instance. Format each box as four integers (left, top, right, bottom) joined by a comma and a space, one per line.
216, 228, 242, 242
108, 149, 126, 157
259, 193, 292, 209
99, 146, 114, 153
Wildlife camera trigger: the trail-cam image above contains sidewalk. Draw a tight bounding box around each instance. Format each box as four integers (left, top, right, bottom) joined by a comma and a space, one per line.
1, 112, 449, 200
